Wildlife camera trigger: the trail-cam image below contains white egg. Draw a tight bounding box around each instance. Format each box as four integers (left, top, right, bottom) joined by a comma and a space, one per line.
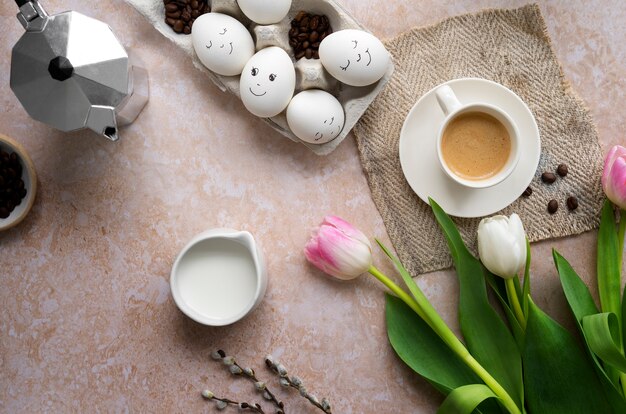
319, 29, 390, 87
287, 90, 345, 144
237, 0, 291, 24
192, 13, 255, 76
240, 47, 296, 118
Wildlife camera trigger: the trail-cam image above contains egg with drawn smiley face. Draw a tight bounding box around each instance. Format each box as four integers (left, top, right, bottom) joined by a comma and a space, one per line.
240, 47, 296, 118
319, 29, 390, 87
287, 90, 345, 144
192, 13, 255, 76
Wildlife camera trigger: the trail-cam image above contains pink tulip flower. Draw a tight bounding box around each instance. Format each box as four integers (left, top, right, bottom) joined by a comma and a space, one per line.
602, 145, 626, 210
304, 216, 372, 280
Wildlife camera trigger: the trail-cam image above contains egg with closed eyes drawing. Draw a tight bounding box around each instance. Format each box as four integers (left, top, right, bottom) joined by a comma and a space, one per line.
287, 90, 345, 144
319, 29, 390, 87
240, 47, 296, 118
192, 13, 255, 76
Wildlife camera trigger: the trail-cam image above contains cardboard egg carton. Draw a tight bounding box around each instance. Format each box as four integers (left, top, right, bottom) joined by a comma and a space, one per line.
125, 0, 394, 155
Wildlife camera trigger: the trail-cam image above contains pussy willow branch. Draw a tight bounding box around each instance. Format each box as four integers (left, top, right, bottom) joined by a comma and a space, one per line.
212, 350, 285, 414
265, 355, 332, 414
201, 390, 266, 413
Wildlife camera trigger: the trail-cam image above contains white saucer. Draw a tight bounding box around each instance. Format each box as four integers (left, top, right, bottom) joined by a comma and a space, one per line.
399, 78, 541, 218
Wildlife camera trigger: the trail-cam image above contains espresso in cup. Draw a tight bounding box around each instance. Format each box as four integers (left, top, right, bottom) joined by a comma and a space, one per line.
441, 112, 512, 181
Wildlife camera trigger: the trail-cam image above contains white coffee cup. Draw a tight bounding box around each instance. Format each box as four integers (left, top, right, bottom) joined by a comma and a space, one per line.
435, 85, 521, 189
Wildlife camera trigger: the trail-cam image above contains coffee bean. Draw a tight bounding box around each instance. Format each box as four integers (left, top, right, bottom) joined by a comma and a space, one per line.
191, 0, 198, 9
310, 16, 319, 30
548, 200, 558, 214
0, 207, 8, 219
557, 164, 568, 177
522, 186, 532, 197
541, 172, 557, 184
165, 3, 178, 12
289, 12, 332, 60
173, 20, 184, 33
567, 196, 578, 211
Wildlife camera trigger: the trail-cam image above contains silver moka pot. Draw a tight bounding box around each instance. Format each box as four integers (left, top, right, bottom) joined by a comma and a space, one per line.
10, 0, 149, 141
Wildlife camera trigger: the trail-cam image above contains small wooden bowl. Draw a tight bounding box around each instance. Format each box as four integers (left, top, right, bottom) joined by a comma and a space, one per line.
0, 134, 37, 231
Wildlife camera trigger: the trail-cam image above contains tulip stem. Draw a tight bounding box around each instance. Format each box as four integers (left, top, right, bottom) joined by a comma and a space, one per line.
618, 209, 626, 399
367, 266, 521, 414
618, 209, 626, 274
505, 278, 527, 330
367, 266, 430, 325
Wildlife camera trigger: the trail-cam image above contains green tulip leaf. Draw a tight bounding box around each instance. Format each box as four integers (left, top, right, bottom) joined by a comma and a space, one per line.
623, 284, 626, 352
522, 238, 531, 317
523, 299, 615, 413
437, 384, 498, 414
582, 313, 626, 373
554, 249, 626, 406
484, 272, 525, 348
385, 294, 481, 393
553, 249, 600, 322
598, 200, 621, 321
429, 198, 523, 410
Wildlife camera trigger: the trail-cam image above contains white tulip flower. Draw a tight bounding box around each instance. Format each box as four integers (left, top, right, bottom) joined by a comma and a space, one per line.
477, 213, 527, 279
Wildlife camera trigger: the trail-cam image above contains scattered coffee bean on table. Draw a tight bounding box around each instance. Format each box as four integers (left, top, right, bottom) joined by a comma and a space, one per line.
567, 196, 579, 211
557, 164, 568, 177
548, 199, 558, 214
289, 11, 332, 60
163, 0, 210, 35
522, 186, 533, 197
0, 150, 27, 219
541, 172, 557, 184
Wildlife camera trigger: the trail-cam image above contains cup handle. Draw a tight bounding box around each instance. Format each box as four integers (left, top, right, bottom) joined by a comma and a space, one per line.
435, 85, 462, 116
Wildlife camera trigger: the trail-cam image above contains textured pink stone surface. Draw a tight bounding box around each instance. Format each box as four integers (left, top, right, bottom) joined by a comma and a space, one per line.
1, 0, 625, 412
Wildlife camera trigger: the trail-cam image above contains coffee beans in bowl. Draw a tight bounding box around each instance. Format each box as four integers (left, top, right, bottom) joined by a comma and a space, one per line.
164, 0, 209, 35
289, 11, 333, 60
0, 134, 37, 231
0, 151, 27, 219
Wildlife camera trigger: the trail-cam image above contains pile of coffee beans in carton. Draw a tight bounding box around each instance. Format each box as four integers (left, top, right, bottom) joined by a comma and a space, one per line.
0, 150, 27, 219
164, 0, 210, 34
289, 11, 333, 60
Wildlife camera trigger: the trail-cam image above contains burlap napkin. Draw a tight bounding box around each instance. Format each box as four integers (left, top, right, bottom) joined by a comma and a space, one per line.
353, 4, 604, 275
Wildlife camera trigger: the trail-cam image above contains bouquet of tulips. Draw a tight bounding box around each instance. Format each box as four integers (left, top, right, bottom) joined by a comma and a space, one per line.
304, 146, 626, 413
